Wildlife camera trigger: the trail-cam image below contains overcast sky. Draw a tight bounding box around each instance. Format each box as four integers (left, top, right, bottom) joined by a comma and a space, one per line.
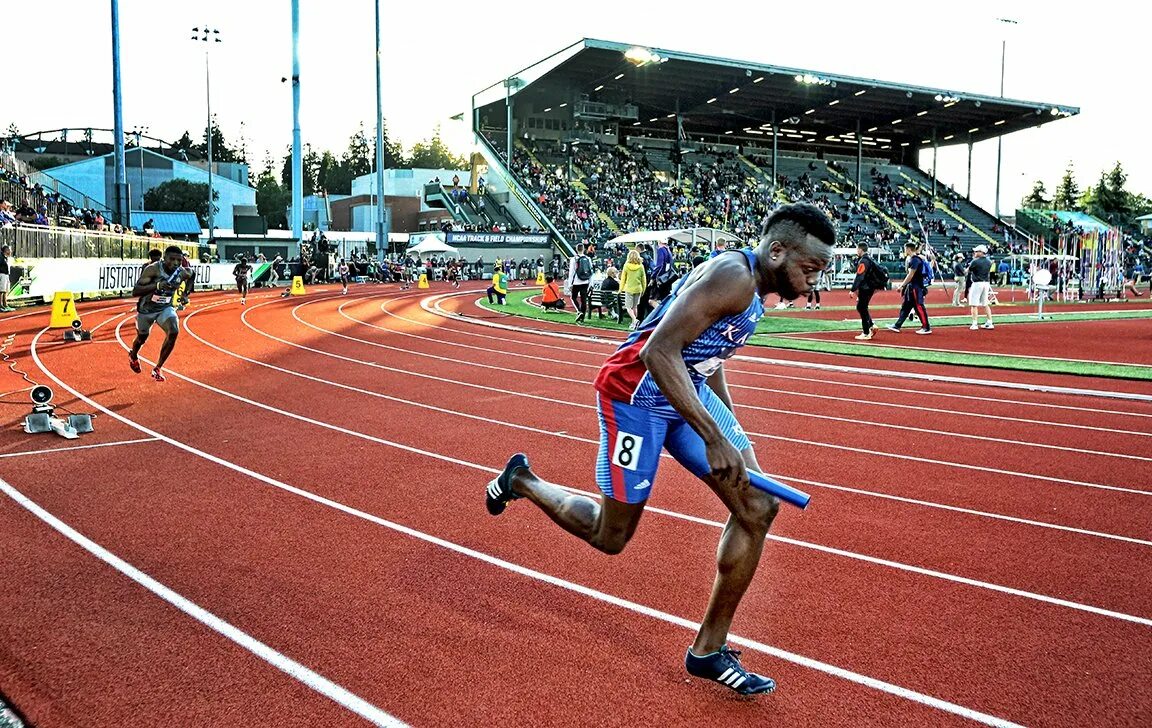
6, 0, 1148, 215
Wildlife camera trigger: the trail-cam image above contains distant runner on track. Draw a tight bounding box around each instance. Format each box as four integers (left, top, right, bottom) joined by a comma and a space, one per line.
233, 255, 252, 305
338, 258, 351, 295
129, 245, 194, 382
486, 203, 836, 695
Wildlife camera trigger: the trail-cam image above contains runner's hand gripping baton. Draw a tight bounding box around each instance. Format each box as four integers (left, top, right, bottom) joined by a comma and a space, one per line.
748, 471, 811, 510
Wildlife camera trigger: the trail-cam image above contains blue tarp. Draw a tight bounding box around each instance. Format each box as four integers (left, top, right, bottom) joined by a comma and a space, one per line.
129, 211, 202, 235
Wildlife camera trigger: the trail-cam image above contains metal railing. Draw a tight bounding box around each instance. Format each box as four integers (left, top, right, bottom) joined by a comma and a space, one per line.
1, 224, 194, 259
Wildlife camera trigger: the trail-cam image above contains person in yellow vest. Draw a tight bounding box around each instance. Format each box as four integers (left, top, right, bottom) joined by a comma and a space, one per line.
619, 248, 648, 330
487, 265, 509, 305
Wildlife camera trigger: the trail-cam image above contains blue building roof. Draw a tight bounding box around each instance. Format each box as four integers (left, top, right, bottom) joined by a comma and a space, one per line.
130, 211, 202, 235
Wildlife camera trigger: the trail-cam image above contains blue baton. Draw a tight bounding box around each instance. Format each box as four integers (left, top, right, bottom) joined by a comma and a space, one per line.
748, 471, 811, 510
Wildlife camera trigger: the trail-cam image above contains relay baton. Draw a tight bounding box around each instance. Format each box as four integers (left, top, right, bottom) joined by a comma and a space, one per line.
748, 471, 810, 510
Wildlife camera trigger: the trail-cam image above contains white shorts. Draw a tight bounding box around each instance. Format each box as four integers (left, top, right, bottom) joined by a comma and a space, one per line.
968, 281, 991, 307
0, 274, 9, 293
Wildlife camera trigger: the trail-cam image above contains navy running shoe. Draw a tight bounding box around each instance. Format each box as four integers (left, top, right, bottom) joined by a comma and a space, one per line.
685, 646, 776, 695
486, 453, 529, 516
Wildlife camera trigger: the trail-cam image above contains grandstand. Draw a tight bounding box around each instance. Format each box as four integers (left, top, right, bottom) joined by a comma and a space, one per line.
467, 39, 1079, 264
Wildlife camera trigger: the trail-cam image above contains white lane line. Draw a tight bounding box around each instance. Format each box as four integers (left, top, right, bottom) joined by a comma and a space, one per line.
781, 333, 1152, 369
378, 292, 1152, 421
423, 290, 1152, 403
284, 301, 1152, 491
191, 305, 1152, 549
89, 310, 130, 335
340, 295, 1152, 441
26, 338, 1026, 728
0, 437, 159, 459
81, 318, 1152, 625
0, 475, 406, 727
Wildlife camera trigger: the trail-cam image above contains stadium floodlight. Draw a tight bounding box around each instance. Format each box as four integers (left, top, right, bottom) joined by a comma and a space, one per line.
854, 90, 866, 96
804, 109, 815, 114
794, 73, 831, 86
916, 110, 929, 116
969, 127, 980, 133
594, 84, 604, 91
891, 118, 903, 124
614, 73, 624, 80
706, 97, 717, 104
624, 46, 664, 66
753, 77, 764, 83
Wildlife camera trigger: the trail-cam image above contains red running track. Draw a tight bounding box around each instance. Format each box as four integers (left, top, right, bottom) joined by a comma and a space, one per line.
0, 283, 1149, 727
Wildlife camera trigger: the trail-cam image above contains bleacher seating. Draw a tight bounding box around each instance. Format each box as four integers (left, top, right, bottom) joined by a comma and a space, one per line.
501, 138, 1013, 271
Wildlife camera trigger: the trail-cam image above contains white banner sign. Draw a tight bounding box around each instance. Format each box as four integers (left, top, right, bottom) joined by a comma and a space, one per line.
10, 257, 239, 301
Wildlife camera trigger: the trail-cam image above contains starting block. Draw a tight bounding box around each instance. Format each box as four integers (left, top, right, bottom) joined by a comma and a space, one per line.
63, 319, 91, 342
22, 386, 94, 439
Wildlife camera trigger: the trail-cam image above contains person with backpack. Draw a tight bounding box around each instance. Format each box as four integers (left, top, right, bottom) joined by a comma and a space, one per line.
887, 242, 932, 335
849, 242, 886, 340
567, 243, 594, 323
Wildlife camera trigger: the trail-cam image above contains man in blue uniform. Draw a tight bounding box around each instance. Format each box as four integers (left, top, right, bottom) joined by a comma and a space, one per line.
486, 203, 835, 694
129, 246, 194, 382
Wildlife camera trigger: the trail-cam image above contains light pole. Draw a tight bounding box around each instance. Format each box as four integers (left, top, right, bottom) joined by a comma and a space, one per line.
374, 0, 385, 257
131, 124, 149, 210
191, 26, 221, 241
111, 0, 130, 229
994, 17, 1017, 220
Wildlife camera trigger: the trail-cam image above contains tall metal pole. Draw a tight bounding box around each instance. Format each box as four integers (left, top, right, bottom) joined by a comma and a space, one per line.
855, 118, 863, 201
374, 0, 385, 257
291, 0, 303, 243
994, 27, 1010, 219
505, 82, 513, 163
967, 141, 973, 199
110, 0, 130, 229
770, 111, 777, 197
206, 48, 214, 241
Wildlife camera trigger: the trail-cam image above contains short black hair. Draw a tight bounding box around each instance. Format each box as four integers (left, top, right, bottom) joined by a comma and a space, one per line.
904, 242, 920, 251
762, 202, 836, 248
857, 241, 869, 250
545, 274, 555, 283
148, 248, 163, 259
164, 245, 183, 256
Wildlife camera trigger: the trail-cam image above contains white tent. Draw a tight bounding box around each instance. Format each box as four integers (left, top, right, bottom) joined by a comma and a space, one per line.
606, 228, 744, 247
407, 236, 460, 257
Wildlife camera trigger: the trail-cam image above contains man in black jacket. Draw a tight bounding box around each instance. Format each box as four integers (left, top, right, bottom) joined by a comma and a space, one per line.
849, 242, 880, 340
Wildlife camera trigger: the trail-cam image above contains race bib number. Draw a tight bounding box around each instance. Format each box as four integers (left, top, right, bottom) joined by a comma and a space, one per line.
692, 356, 725, 377
151, 294, 173, 304
611, 431, 644, 471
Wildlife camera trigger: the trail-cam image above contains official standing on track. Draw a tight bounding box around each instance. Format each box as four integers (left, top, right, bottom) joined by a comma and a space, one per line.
967, 245, 995, 330
887, 242, 932, 335
849, 241, 883, 340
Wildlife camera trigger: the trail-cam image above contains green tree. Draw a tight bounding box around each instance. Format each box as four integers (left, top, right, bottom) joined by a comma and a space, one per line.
256, 157, 289, 229
1021, 180, 1050, 209
407, 126, 467, 169
344, 124, 374, 178
316, 150, 353, 195
194, 115, 238, 163
143, 179, 217, 225
1051, 163, 1080, 211
281, 144, 319, 196
27, 156, 67, 171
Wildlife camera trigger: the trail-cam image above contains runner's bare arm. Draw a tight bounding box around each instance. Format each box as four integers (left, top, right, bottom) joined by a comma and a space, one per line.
639, 260, 755, 487
131, 265, 161, 297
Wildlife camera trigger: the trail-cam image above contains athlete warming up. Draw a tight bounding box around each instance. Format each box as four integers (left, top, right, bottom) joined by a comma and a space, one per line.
486, 203, 835, 694
338, 258, 351, 295
129, 245, 195, 382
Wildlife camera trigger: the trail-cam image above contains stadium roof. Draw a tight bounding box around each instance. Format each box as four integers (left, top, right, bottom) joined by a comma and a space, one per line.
474, 39, 1079, 157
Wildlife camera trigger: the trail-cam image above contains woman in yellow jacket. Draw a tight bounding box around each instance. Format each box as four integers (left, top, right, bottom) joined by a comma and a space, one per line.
619, 248, 647, 330
487, 265, 509, 305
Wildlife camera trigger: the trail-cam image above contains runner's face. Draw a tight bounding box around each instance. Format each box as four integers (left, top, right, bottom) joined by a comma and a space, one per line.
773, 235, 831, 300
163, 251, 182, 271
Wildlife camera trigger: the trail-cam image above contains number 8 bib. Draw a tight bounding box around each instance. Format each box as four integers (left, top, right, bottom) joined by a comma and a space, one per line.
611, 431, 644, 471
